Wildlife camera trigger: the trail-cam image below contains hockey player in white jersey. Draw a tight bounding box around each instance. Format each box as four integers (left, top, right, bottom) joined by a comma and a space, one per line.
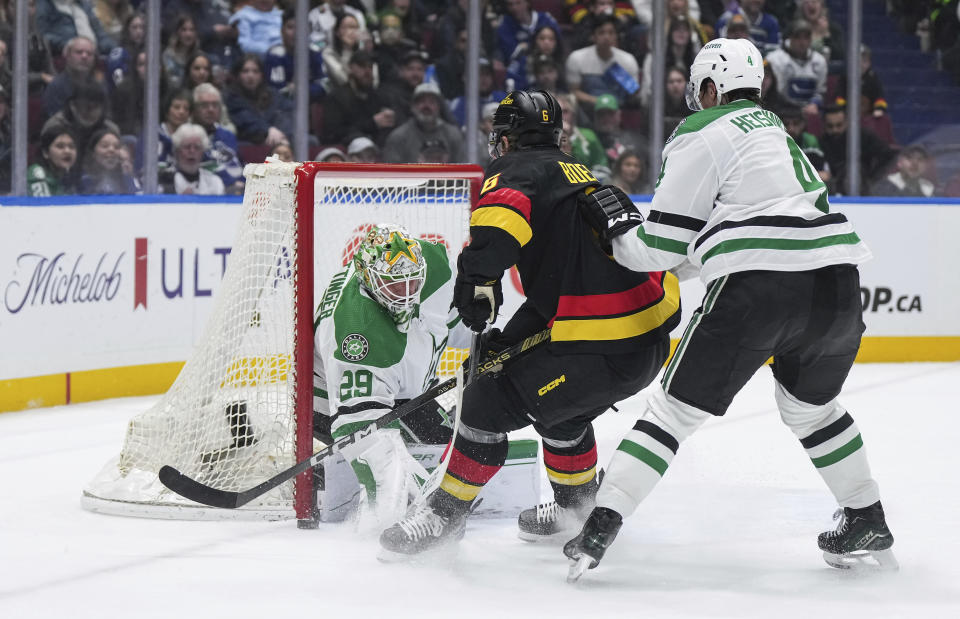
312, 224, 463, 525
570, 38, 896, 579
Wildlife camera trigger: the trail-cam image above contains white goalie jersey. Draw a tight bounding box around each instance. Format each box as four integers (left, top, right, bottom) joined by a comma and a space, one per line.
614, 100, 872, 284
312, 239, 464, 441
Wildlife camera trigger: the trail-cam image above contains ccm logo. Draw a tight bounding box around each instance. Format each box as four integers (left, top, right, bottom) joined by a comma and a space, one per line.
538, 375, 566, 396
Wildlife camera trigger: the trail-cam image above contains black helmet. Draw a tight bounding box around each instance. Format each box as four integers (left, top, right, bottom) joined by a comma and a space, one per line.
488, 89, 563, 158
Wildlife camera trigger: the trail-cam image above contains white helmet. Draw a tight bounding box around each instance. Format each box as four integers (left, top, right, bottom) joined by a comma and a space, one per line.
352, 224, 427, 331
685, 38, 763, 111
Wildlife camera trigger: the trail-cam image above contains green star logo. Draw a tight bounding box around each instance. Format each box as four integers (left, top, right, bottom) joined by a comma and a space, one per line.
385, 231, 418, 266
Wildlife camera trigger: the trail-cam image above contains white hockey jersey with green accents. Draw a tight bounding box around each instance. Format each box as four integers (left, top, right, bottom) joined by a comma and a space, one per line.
312, 240, 461, 440
613, 100, 872, 284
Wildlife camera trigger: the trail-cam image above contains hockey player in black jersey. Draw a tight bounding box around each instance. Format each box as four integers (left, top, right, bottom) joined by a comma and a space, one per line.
379, 90, 681, 559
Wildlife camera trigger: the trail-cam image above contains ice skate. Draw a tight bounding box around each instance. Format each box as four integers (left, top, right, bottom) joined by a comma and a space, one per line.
377, 501, 467, 562
818, 501, 898, 571
562, 507, 623, 583
518, 500, 594, 542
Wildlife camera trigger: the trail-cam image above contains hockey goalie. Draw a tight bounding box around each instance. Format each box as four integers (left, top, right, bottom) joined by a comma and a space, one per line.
312, 224, 537, 525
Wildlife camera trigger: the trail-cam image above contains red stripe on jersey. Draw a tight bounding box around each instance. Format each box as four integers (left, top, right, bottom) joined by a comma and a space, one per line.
554, 271, 666, 318
476, 187, 532, 222
543, 444, 598, 474
446, 447, 502, 485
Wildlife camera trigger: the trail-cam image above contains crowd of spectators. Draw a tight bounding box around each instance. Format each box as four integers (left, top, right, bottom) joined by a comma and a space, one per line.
0, 1, 956, 197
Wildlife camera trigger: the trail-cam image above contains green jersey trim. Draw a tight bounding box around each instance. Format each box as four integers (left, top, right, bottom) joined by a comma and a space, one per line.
419, 240, 452, 302
636, 227, 689, 255
672, 100, 756, 139
700, 232, 863, 262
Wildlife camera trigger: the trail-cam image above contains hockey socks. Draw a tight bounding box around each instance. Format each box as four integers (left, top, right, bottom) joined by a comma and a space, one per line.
596, 391, 709, 517
433, 424, 508, 515
542, 425, 599, 508
775, 383, 880, 508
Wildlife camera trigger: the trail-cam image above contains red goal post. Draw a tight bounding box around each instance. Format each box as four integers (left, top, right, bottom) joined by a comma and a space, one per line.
82, 161, 484, 524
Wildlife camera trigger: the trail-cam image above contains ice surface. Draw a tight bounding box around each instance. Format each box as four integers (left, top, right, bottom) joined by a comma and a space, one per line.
1, 363, 958, 618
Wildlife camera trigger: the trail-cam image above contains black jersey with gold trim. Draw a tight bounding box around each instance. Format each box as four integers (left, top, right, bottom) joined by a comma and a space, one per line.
458, 145, 681, 354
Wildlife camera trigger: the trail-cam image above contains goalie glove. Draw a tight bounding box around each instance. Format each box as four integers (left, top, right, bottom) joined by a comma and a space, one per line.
578, 185, 644, 254
454, 274, 502, 332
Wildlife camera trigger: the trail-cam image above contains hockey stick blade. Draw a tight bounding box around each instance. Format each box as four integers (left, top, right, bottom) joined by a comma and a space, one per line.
159, 329, 551, 509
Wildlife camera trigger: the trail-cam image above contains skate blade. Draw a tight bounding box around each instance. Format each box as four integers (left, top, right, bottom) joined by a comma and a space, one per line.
518, 529, 576, 543
566, 555, 595, 584
377, 540, 462, 565
823, 548, 899, 572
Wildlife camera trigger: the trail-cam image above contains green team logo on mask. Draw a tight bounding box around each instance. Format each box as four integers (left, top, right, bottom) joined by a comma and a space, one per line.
341, 333, 370, 361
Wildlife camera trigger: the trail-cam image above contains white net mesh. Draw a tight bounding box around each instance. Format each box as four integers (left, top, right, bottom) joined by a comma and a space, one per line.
82, 162, 474, 520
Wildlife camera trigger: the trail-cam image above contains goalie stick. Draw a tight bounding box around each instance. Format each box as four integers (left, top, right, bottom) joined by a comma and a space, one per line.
158, 328, 551, 510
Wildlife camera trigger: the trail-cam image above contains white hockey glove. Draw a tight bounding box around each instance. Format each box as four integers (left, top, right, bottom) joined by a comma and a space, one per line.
578, 185, 644, 254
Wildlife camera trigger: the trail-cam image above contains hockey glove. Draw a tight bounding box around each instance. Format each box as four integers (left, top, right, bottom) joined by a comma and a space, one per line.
461, 328, 512, 374
578, 185, 644, 254
454, 275, 502, 332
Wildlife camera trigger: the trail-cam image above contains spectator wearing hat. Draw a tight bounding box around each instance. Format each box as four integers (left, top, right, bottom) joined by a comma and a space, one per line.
871, 146, 936, 198
230, 0, 282, 58
378, 49, 427, 126
79, 127, 139, 195
418, 138, 450, 164
449, 59, 507, 130
36, 0, 116, 55
593, 92, 645, 166
192, 83, 244, 195
42, 79, 120, 168
530, 54, 566, 95
640, 15, 697, 108
28, 125, 80, 196
44, 36, 103, 118
565, 14, 641, 112
716, 0, 781, 54
765, 19, 828, 114
322, 50, 396, 146
383, 82, 464, 164
159, 123, 226, 195
347, 136, 380, 163
265, 8, 327, 102
556, 92, 608, 178
316, 146, 348, 163
471, 101, 500, 167
496, 0, 561, 71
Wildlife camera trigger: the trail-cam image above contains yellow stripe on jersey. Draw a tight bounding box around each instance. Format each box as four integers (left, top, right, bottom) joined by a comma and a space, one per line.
546, 466, 597, 486
440, 474, 483, 502
470, 206, 533, 247
552, 272, 681, 342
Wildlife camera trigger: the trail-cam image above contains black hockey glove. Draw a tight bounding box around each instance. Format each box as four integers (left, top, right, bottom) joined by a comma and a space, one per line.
578, 185, 644, 254
461, 328, 513, 374
454, 274, 502, 332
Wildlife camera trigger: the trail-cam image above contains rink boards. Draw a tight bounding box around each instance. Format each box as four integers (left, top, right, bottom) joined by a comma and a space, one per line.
0, 195, 958, 412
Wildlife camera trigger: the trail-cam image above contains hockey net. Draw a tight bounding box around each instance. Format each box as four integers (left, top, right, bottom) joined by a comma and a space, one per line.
83, 161, 482, 522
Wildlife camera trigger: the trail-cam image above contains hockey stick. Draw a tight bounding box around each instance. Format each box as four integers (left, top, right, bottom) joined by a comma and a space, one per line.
158, 328, 551, 509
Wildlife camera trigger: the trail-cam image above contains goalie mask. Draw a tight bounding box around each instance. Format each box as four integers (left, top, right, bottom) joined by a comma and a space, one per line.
353, 225, 427, 331
685, 38, 763, 111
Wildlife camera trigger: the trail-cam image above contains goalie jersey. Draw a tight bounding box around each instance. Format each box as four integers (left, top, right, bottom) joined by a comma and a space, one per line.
312, 240, 462, 441
613, 100, 872, 284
